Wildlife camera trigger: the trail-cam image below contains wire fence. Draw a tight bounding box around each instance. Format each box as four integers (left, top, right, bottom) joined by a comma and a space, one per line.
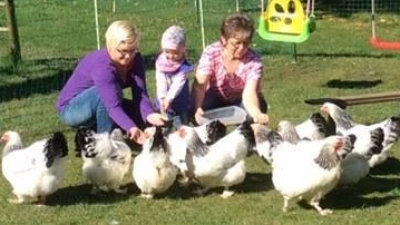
0, 0, 399, 107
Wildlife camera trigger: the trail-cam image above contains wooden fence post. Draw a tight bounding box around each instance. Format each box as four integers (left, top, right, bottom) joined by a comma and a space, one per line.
1, 0, 21, 65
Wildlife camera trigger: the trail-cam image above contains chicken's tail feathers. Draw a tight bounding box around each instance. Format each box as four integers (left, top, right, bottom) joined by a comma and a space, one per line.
310, 112, 330, 136
385, 116, 400, 146
339, 134, 356, 158
204, 120, 227, 145
369, 127, 384, 155
74, 127, 93, 157
238, 119, 256, 148
44, 131, 69, 168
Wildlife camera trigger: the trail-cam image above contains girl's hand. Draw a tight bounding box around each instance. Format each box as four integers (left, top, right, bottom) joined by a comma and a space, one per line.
161, 99, 171, 113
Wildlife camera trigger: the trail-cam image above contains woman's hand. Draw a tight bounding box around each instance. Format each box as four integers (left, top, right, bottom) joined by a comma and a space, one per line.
146, 113, 168, 126
128, 127, 146, 145
253, 113, 269, 125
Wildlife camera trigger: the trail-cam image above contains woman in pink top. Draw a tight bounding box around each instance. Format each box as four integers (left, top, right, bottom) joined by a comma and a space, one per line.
192, 13, 269, 125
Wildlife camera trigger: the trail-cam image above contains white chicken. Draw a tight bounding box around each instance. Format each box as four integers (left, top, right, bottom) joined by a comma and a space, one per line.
162, 120, 227, 188
178, 120, 255, 198
366, 116, 400, 167
252, 124, 283, 164
192, 120, 227, 145
1, 131, 68, 205
321, 102, 398, 167
278, 120, 301, 144
133, 126, 179, 199
320, 102, 356, 135
272, 135, 353, 215
74, 128, 132, 195
295, 112, 334, 141
338, 127, 385, 186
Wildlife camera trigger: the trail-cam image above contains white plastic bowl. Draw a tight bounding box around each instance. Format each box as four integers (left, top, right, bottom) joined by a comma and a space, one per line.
198, 106, 247, 126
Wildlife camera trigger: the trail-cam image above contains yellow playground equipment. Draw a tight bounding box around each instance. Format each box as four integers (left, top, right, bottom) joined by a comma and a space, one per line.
258, 0, 316, 43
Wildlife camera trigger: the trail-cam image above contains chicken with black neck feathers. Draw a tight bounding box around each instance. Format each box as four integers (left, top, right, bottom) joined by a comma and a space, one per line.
1, 131, 68, 205
177, 120, 255, 198
75, 128, 132, 195
271, 135, 354, 215
133, 126, 179, 198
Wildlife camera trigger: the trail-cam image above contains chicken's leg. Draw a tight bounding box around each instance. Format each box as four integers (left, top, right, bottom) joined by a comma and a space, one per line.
310, 200, 333, 216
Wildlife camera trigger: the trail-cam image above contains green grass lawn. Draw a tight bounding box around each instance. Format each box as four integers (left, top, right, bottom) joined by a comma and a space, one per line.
1, 0, 400, 224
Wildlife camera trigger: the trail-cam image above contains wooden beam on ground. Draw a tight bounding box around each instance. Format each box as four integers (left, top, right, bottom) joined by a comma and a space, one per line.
305, 91, 400, 108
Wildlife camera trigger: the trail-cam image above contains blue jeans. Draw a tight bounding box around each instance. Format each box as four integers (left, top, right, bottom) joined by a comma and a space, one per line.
59, 87, 147, 133
202, 90, 268, 119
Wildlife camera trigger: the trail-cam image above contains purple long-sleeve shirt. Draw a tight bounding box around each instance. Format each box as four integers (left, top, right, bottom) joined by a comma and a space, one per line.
56, 49, 154, 132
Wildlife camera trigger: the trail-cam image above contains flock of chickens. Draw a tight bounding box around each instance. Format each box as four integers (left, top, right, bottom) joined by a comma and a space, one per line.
1, 102, 400, 216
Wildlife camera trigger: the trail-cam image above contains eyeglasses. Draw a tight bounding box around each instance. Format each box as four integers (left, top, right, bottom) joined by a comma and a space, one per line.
228, 40, 251, 51
116, 47, 139, 57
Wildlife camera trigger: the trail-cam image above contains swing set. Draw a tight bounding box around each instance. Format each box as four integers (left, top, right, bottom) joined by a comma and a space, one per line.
370, 0, 400, 51
257, 0, 316, 43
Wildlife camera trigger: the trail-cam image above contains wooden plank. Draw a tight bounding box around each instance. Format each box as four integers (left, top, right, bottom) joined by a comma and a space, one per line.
339, 91, 400, 102
305, 91, 400, 108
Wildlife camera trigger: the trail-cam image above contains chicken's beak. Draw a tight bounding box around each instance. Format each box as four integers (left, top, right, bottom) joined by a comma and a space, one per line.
320, 106, 328, 114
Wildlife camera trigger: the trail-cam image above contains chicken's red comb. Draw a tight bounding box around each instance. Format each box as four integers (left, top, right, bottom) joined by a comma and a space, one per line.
333, 138, 344, 151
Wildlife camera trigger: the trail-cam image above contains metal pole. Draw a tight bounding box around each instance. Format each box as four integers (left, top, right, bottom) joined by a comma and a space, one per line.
371, 0, 376, 38
199, 0, 205, 50
292, 43, 297, 63
261, 0, 264, 14
195, 0, 200, 23
94, 0, 100, 49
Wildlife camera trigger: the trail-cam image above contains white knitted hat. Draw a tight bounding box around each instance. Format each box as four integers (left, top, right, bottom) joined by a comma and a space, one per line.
161, 25, 186, 51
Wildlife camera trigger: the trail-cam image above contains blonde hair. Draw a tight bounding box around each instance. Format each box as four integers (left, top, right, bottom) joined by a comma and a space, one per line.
105, 20, 139, 49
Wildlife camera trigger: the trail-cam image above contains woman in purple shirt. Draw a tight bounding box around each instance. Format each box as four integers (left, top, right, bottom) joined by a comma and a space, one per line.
56, 20, 167, 144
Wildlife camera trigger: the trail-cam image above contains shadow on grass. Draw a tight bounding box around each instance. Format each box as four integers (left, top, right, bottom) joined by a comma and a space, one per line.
295, 159, 400, 211
324, 79, 382, 89
370, 157, 400, 176
301, 193, 398, 212
238, 172, 273, 194
319, 175, 400, 210
47, 183, 135, 206
136, 172, 274, 200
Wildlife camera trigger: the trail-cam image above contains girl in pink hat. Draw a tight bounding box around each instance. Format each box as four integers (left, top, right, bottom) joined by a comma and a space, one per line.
154, 25, 193, 125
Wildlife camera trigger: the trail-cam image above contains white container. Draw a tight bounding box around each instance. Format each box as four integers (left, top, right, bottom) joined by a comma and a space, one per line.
198, 106, 247, 126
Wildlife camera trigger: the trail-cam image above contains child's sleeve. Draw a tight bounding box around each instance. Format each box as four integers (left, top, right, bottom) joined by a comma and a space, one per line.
165, 71, 188, 102
156, 70, 168, 100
